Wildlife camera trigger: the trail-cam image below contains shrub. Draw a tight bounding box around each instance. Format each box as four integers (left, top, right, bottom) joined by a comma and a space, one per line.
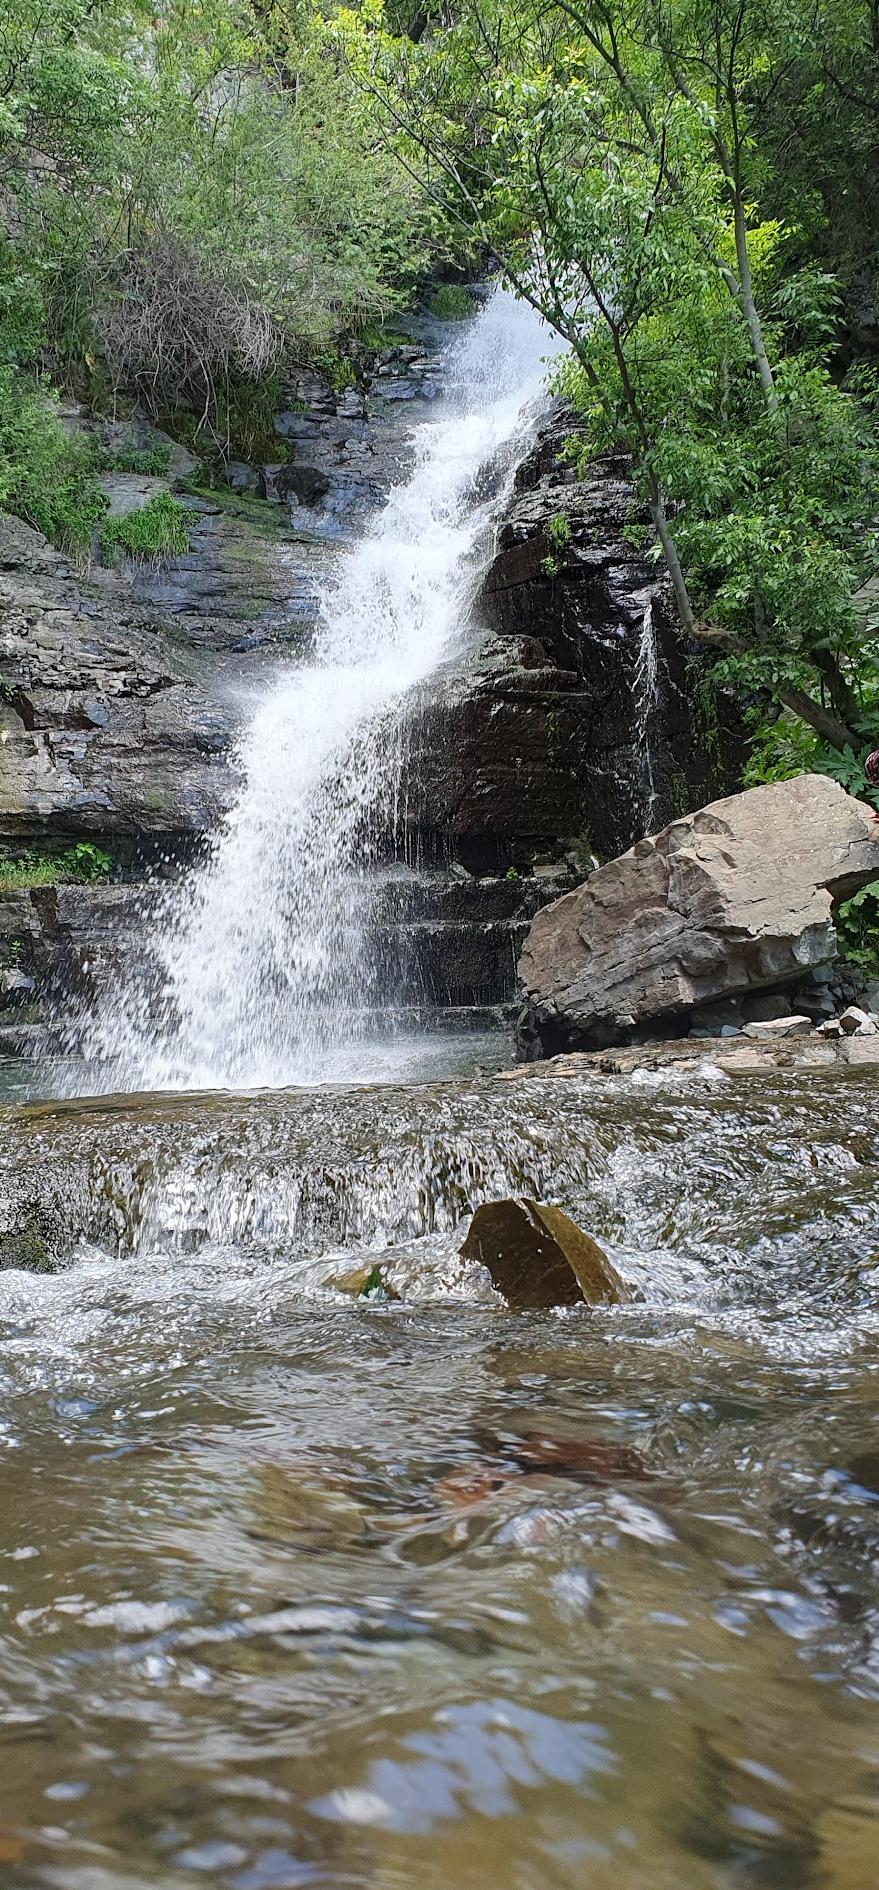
836, 881, 879, 974
0, 366, 107, 557
314, 346, 357, 392
101, 491, 189, 560
94, 235, 283, 427
429, 283, 475, 320
99, 442, 172, 476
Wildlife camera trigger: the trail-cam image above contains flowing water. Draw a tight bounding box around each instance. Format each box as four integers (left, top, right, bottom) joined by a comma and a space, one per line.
634, 602, 660, 832
1, 1065, 879, 1890
4, 286, 879, 1890
81, 290, 565, 1094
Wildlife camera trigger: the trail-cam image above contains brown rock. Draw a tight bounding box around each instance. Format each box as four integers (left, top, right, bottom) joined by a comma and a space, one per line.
519, 775, 879, 1051
460, 1197, 626, 1309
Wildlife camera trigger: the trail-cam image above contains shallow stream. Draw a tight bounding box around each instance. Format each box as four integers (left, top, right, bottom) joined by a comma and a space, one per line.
1, 1062, 878, 1889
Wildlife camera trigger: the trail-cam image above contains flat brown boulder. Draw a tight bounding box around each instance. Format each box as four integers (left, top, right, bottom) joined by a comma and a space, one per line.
460, 1198, 626, 1308
519, 775, 879, 1050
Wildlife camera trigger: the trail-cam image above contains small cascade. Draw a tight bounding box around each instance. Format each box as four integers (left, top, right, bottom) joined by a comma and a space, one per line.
81, 292, 567, 1092
633, 600, 660, 832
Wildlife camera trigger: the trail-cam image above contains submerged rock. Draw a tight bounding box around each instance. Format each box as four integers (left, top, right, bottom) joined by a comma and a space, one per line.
0, 1222, 53, 1272
519, 774, 879, 1052
460, 1198, 626, 1309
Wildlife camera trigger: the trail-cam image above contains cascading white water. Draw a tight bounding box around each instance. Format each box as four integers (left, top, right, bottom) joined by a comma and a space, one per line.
634, 600, 660, 831
86, 289, 566, 1091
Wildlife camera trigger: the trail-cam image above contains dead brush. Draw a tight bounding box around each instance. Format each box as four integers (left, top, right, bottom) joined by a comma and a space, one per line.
94, 233, 283, 442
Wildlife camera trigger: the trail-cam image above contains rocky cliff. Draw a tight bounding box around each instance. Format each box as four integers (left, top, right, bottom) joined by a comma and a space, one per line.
404, 415, 741, 867
0, 340, 741, 1051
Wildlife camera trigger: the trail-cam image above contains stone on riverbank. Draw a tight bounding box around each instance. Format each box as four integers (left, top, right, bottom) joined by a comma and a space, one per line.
460, 1198, 626, 1309
519, 775, 879, 1052
839, 1006, 878, 1036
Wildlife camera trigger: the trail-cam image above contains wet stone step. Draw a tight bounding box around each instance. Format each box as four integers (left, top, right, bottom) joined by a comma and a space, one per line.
364, 921, 527, 1005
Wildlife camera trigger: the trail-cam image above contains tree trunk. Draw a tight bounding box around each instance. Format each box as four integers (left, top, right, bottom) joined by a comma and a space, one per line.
732, 198, 778, 416
778, 687, 857, 754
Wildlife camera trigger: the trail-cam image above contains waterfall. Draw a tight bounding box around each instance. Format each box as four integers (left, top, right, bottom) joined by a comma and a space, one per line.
634, 601, 659, 832
85, 289, 566, 1092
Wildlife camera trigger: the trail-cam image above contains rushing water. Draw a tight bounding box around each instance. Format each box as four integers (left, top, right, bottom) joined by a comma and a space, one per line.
1, 1065, 879, 1889
5, 275, 879, 1890
81, 291, 565, 1094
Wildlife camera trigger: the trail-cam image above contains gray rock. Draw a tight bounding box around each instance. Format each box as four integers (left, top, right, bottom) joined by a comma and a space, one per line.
403, 423, 742, 866
224, 461, 261, 494
0, 513, 235, 847
519, 776, 879, 1051
100, 472, 170, 520
839, 1005, 878, 1036
742, 991, 792, 1023
742, 1015, 812, 1040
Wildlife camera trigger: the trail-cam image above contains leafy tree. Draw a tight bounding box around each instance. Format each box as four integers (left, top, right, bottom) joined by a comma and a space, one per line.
347, 0, 878, 753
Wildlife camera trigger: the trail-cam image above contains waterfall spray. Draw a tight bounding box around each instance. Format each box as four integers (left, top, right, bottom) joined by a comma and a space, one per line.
83, 290, 566, 1092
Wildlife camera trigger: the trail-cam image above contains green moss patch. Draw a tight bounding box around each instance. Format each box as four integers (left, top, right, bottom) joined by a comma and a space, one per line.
102, 492, 189, 561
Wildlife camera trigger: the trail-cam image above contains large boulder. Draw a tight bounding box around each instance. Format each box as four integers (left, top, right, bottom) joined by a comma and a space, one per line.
519, 774, 879, 1051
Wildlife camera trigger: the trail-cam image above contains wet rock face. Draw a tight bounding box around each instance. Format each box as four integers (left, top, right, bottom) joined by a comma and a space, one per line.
0, 516, 236, 850
519, 774, 879, 1053
269, 341, 444, 540
404, 419, 742, 865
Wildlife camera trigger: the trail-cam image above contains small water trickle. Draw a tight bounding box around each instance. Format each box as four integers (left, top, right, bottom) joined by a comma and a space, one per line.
633, 600, 660, 832
81, 290, 566, 1093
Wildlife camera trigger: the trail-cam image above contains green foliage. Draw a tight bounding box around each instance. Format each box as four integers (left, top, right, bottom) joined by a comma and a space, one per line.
743, 715, 820, 787
429, 283, 474, 320
818, 744, 879, 812
836, 882, 879, 974
314, 347, 357, 393
0, 366, 106, 555
214, 373, 289, 464
0, 0, 457, 440
99, 443, 172, 477
356, 0, 879, 758
541, 510, 572, 578
101, 493, 189, 561
0, 842, 112, 889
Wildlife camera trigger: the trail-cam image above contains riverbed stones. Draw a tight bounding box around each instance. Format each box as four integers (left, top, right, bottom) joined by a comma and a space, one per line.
460, 1198, 626, 1309
519, 775, 879, 1051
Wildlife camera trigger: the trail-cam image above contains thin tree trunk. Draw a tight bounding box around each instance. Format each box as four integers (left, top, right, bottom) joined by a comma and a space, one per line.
812, 648, 861, 731
732, 198, 778, 415
647, 488, 698, 633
